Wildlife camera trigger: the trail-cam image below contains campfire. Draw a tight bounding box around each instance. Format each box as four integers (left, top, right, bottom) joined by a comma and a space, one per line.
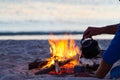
29, 35, 99, 75
46, 35, 81, 75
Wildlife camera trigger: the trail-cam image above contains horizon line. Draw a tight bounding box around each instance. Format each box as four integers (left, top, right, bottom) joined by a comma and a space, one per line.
0, 31, 83, 36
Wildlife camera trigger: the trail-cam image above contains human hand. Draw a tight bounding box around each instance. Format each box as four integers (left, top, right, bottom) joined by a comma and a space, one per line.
83, 27, 103, 39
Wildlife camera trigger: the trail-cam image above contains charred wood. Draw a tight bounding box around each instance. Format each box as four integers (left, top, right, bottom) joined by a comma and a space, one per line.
28, 59, 48, 70
35, 58, 73, 75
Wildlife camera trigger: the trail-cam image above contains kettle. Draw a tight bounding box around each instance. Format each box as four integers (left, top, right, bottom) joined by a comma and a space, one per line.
80, 38, 100, 59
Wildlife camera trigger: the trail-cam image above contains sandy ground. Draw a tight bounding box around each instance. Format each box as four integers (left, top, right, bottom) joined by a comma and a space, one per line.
0, 39, 117, 80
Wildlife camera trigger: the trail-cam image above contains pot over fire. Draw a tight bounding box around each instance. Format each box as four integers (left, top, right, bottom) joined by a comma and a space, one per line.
80, 38, 100, 59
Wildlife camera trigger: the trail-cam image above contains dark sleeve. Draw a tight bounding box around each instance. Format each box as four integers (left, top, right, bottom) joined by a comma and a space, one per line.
102, 24, 120, 65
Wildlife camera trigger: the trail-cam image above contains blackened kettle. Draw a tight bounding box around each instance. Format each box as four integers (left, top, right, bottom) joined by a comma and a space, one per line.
80, 38, 100, 59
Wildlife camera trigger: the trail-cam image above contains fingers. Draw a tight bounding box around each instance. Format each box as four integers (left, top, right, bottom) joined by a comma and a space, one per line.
83, 27, 92, 39
83, 27, 102, 39
84, 34, 92, 39
83, 33, 91, 39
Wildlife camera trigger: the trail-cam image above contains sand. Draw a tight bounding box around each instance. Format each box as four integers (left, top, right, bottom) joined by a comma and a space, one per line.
0, 39, 117, 80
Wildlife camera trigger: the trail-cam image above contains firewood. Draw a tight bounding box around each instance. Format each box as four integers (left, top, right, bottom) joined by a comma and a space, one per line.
28, 59, 48, 70
35, 58, 74, 75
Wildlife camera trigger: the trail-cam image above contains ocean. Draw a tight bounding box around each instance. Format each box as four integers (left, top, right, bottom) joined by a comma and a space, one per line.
0, 0, 120, 38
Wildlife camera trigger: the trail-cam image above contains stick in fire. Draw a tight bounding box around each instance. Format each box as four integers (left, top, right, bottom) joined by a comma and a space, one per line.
54, 59, 60, 73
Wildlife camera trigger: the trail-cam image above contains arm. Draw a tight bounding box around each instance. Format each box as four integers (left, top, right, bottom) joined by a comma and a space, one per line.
101, 24, 119, 34
95, 59, 113, 78
83, 24, 119, 38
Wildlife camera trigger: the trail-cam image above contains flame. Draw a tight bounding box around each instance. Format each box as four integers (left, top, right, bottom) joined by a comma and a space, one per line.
43, 35, 81, 69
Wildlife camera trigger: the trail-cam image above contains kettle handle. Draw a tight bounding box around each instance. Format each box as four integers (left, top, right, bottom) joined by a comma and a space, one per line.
80, 37, 93, 45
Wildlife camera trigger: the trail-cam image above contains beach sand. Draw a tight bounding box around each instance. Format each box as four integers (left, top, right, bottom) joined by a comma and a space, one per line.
0, 39, 119, 80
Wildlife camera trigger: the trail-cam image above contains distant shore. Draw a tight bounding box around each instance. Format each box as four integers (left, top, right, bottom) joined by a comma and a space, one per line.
0, 31, 83, 36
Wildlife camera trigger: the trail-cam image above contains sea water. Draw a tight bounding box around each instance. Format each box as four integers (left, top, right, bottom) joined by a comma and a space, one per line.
0, 0, 120, 39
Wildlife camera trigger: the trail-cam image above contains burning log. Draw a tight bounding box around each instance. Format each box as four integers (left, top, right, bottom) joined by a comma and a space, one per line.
34, 57, 75, 75
28, 59, 48, 70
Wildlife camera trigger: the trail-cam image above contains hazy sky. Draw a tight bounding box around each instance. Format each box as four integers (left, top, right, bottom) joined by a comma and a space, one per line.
0, 0, 120, 32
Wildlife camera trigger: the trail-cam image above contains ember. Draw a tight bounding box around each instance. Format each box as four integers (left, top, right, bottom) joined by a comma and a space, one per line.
49, 63, 74, 75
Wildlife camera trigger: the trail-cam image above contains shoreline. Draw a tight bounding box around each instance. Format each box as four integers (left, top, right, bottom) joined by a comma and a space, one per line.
0, 35, 114, 40
0, 31, 83, 36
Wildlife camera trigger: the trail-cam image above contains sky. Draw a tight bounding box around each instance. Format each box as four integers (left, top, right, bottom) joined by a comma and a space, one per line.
0, 0, 120, 32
